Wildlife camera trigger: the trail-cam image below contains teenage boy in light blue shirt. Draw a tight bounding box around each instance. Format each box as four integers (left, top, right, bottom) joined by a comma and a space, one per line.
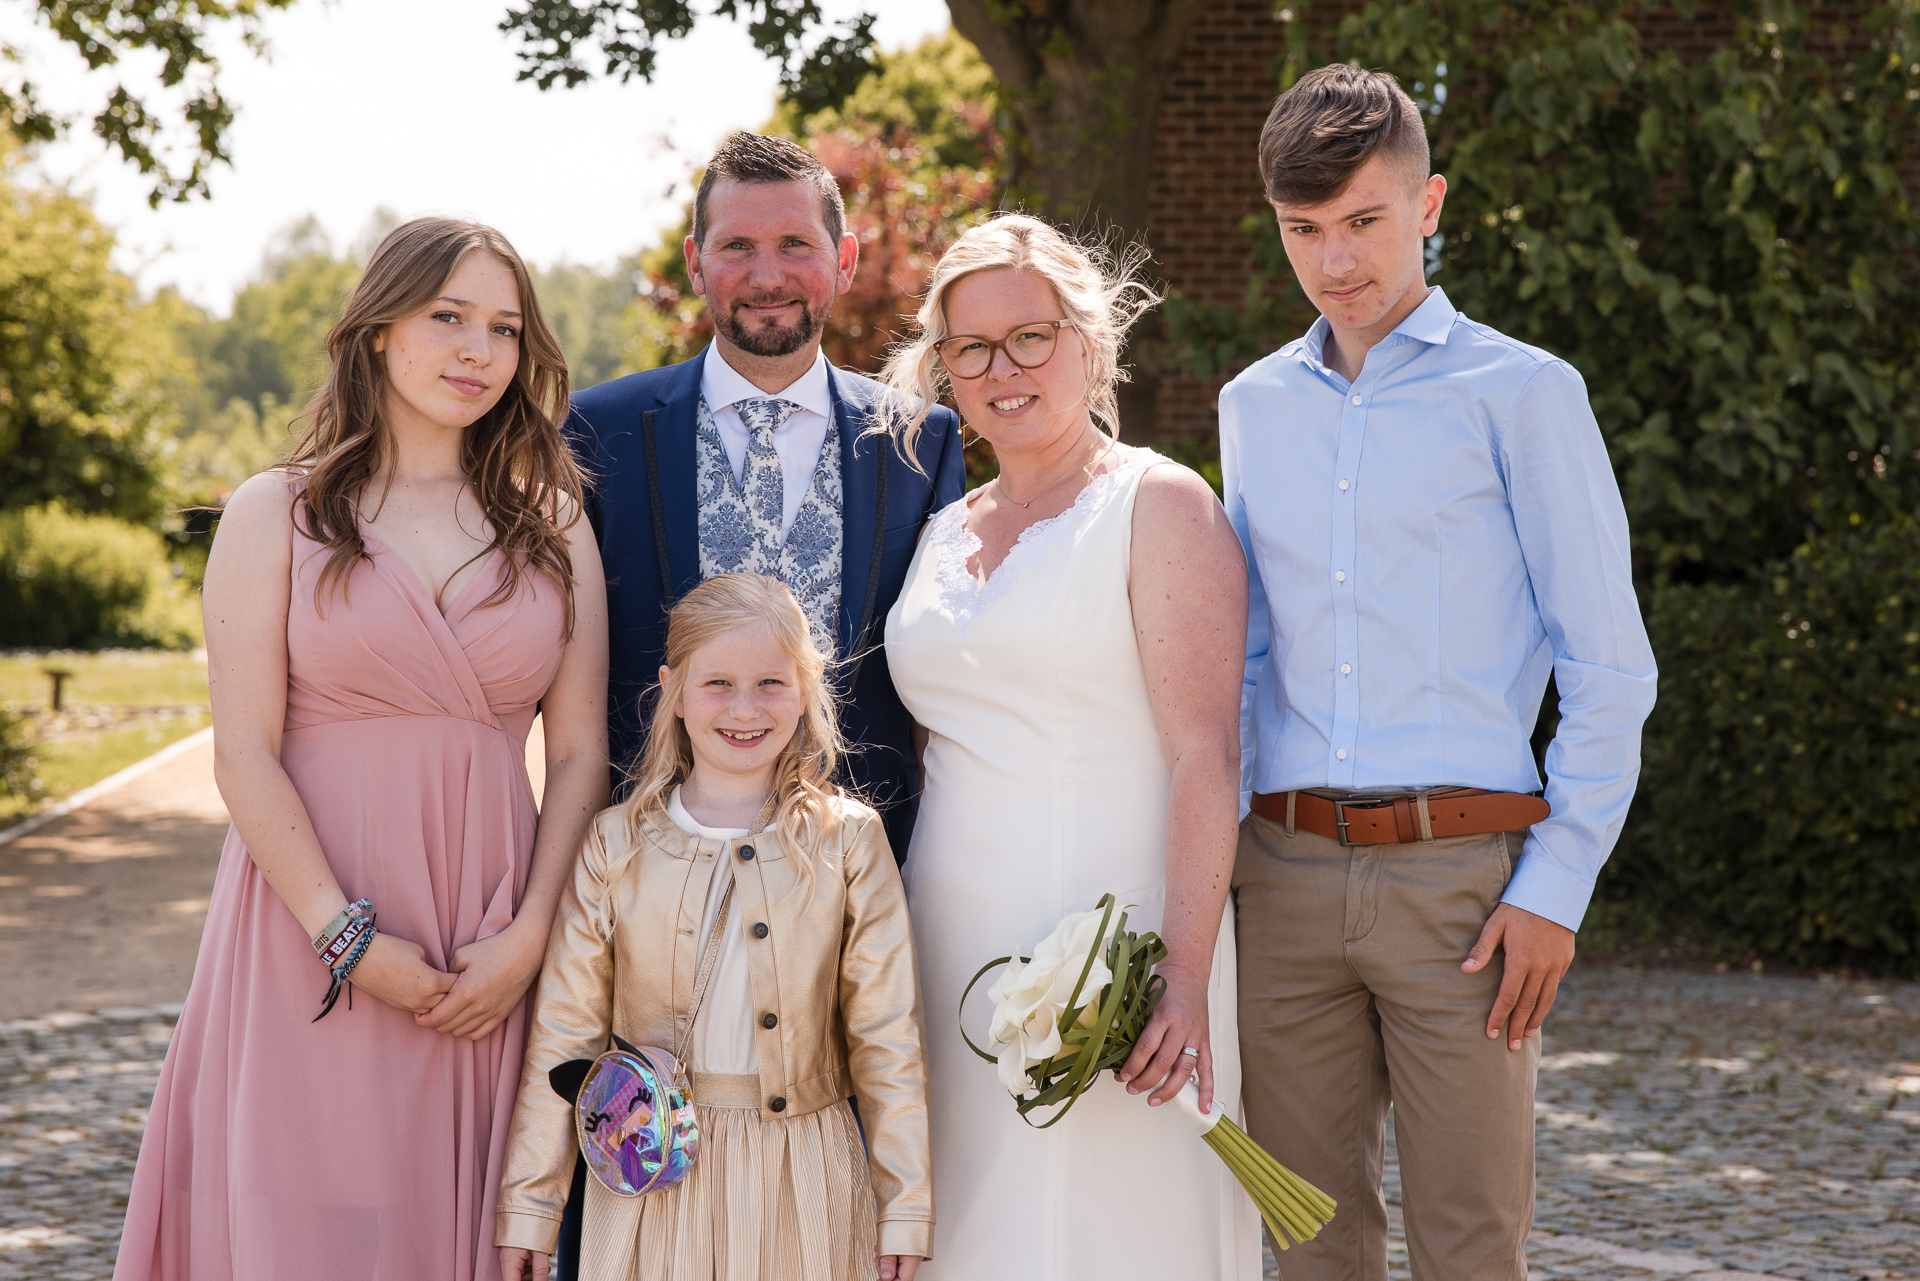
1222, 64, 1657, 1280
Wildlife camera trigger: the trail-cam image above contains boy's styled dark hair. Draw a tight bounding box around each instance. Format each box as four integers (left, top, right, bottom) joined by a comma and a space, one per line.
1258, 64, 1431, 207
692, 131, 847, 248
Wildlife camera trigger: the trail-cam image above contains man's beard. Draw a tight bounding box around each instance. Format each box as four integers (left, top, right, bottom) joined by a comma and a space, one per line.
719, 295, 828, 358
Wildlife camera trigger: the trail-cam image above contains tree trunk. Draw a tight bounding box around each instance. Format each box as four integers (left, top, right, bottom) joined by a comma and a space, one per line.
945, 0, 1207, 443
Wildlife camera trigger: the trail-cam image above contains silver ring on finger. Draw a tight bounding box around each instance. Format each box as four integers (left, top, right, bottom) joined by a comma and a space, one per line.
1180, 1046, 1199, 1057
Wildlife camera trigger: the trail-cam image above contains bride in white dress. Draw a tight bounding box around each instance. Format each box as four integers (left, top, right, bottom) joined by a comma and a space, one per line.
878, 215, 1262, 1280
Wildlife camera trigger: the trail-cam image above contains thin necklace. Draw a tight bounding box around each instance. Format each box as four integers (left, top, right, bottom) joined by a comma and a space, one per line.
997, 435, 1117, 509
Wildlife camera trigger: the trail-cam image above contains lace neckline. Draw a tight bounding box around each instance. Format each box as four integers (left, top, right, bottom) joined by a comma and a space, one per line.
927, 448, 1161, 630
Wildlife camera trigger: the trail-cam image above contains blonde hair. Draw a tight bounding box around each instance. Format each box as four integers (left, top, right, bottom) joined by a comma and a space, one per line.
872, 213, 1161, 458
623, 574, 847, 900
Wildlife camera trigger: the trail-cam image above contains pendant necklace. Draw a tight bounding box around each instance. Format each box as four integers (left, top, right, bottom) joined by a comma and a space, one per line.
998, 435, 1117, 509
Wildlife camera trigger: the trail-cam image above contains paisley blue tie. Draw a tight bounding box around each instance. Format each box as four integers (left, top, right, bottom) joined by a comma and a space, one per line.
736, 397, 800, 548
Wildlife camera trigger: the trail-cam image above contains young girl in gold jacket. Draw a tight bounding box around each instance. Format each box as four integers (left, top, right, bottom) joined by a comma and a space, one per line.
497, 573, 932, 1281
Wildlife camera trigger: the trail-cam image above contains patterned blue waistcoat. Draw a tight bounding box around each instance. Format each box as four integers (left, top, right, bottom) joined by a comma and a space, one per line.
694, 395, 845, 652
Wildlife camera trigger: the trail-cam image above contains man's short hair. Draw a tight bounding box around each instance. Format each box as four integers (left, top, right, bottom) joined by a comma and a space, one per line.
1258, 65, 1430, 207
692, 132, 847, 249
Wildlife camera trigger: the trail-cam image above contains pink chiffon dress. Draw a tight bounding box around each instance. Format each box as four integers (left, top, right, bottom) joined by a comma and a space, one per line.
114, 494, 565, 1281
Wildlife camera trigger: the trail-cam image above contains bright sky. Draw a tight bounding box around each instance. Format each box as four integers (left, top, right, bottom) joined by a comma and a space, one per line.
12, 0, 950, 313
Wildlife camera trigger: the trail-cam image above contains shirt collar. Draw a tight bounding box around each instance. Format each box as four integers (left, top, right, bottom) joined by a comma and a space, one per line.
1297, 284, 1459, 373
701, 343, 832, 422
1395, 286, 1458, 345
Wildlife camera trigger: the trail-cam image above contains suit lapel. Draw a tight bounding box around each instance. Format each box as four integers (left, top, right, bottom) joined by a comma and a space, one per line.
648, 357, 705, 597
832, 366, 878, 658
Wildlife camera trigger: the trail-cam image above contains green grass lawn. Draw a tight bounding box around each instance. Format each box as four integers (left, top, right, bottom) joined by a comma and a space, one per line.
0, 649, 209, 709
0, 711, 210, 822
0, 650, 212, 826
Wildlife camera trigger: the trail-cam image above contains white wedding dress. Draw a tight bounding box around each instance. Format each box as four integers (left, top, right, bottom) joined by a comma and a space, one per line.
885, 449, 1262, 1280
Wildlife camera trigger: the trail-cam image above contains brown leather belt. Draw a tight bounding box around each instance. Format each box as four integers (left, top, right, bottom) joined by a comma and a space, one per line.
1249, 788, 1548, 846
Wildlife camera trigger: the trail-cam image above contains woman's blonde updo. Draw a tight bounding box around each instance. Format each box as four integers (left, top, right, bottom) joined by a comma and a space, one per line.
873, 213, 1161, 456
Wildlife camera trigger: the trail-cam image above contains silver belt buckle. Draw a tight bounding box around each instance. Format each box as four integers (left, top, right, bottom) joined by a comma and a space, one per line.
1330, 796, 1380, 846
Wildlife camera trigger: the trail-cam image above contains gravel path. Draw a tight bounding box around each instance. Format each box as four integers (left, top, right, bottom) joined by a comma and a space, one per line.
5, 966, 1913, 1280
2, 736, 1914, 1279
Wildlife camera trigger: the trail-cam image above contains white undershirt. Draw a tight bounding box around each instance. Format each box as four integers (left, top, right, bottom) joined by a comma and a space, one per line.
667, 786, 759, 1074
699, 343, 834, 539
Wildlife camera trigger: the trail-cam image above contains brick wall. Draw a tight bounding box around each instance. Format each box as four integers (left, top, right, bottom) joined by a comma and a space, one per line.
1146, 0, 1346, 442
1142, 2, 1895, 442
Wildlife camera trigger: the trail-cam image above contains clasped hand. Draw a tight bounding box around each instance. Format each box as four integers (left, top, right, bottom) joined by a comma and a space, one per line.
344, 925, 543, 1042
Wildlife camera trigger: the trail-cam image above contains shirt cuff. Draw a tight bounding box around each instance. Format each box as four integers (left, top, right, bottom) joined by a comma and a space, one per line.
495, 1209, 562, 1254
878, 1218, 933, 1261
1499, 837, 1596, 932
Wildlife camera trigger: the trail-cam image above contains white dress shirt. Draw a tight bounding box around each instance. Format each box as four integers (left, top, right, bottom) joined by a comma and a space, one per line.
1220, 287, 1658, 931
667, 787, 758, 1074
700, 343, 834, 538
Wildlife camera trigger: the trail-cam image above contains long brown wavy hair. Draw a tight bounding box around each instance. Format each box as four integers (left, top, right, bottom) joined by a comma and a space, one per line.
287, 217, 584, 630
624, 573, 847, 904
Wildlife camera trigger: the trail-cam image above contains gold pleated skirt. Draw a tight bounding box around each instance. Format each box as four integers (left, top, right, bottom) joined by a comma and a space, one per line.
577, 1079, 878, 1281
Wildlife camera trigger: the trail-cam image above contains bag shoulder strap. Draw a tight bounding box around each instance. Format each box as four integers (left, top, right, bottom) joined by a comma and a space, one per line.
674, 872, 734, 1065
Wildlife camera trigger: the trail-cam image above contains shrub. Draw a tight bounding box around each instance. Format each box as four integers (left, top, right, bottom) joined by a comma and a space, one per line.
0, 504, 201, 650
1170, 0, 1920, 582
0, 706, 34, 806
1603, 515, 1920, 973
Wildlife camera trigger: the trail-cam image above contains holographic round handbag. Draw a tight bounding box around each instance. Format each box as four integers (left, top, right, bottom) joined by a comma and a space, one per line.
552, 1035, 701, 1198
547, 861, 755, 1199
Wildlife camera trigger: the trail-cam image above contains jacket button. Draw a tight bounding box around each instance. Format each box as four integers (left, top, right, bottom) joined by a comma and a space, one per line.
738, 844, 755, 861
769, 1096, 787, 1112
752, 922, 769, 939
761, 1012, 778, 1029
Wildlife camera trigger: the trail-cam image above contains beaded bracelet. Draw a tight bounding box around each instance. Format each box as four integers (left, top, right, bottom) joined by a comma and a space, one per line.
314, 915, 378, 1023
312, 899, 374, 958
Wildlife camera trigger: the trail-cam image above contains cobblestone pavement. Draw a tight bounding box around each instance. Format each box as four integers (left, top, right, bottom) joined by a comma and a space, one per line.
3, 965, 1915, 1280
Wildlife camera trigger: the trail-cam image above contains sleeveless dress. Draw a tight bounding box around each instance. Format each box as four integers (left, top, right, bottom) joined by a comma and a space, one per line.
114, 495, 565, 1281
884, 450, 1263, 1280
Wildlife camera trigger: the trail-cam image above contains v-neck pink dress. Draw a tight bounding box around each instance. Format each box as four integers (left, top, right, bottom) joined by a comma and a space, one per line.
115, 494, 566, 1281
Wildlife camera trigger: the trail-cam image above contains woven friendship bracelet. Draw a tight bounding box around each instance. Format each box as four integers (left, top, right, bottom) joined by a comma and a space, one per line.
314, 914, 378, 1023
311, 899, 373, 958
318, 915, 372, 969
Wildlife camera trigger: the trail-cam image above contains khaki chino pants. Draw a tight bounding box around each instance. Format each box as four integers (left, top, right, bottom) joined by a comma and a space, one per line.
1233, 813, 1539, 1281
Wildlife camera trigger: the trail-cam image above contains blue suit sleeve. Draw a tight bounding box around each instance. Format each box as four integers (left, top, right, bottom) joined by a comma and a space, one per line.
1496, 361, 1659, 930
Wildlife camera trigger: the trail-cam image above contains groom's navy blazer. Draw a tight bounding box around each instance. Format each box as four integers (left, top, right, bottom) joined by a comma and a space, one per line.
566, 350, 965, 860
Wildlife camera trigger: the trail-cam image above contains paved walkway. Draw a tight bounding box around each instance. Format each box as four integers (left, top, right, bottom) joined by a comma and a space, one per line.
0, 741, 1914, 1279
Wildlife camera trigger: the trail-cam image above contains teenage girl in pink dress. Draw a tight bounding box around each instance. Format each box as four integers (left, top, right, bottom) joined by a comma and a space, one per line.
115, 217, 610, 1281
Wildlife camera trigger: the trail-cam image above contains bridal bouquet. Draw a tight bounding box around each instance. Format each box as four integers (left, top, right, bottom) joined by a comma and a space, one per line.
961, 894, 1337, 1250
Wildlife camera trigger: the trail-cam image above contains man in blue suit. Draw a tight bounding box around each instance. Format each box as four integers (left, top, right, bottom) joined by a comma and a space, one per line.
550, 130, 963, 1279
568, 130, 965, 859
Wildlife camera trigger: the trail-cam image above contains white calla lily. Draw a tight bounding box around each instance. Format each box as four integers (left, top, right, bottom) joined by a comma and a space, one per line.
984, 908, 1116, 1097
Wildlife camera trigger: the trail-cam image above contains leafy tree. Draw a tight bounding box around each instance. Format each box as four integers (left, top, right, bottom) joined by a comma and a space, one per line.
141, 218, 359, 508
501, 2, 1214, 438
1170, 0, 1920, 583
3, 0, 295, 205
0, 138, 173, 524
197, 216, 359, 414
532, 257, 647, 392
500, 0, 880, 114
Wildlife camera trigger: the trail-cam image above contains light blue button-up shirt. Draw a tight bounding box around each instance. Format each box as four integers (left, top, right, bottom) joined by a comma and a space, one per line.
1220, 287, 1657, 930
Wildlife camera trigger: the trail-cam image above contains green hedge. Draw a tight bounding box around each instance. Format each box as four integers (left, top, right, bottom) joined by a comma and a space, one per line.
1602, 515, 1920, 972
0, 707, 33, 804
0, 504, 201, 650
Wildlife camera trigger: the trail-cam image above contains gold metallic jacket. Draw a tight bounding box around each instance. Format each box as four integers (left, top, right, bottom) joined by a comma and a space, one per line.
496, 797, 934, 1258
